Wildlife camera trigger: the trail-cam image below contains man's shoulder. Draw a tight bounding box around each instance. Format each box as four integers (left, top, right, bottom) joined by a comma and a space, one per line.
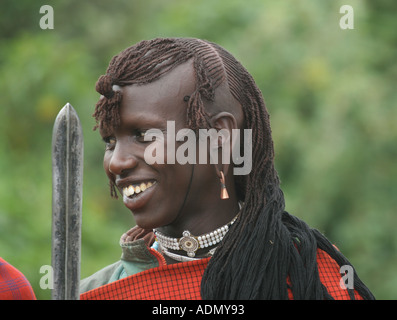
79, 260, 124, 294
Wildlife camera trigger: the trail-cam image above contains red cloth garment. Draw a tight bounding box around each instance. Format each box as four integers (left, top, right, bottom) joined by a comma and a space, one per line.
0, 257, 36, 300
81, 247, 363, 300
286, 248, 363, 300
316, 248, 363, 300
81, 255, 209, 300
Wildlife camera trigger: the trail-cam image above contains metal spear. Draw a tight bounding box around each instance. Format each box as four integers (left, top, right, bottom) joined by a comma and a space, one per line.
51, 103, 83, 300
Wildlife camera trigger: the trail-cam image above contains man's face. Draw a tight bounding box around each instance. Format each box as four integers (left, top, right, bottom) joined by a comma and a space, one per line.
101, 62, 221, 231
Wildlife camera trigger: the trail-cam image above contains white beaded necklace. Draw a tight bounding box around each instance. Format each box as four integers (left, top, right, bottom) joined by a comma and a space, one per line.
154, 214, 239, 258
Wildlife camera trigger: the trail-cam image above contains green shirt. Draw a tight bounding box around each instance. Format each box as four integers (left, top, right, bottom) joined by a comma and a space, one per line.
79, 238, 161, 294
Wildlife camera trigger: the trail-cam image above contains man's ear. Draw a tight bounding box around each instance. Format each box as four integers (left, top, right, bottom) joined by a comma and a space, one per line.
210, 111, 238, 145
209, 112, 238, 178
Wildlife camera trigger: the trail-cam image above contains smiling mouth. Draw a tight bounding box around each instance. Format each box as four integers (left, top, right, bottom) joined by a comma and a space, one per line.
122, 181, 156, 199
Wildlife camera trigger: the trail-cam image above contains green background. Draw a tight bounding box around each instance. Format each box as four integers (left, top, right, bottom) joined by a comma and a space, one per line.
1, 0, 395, 300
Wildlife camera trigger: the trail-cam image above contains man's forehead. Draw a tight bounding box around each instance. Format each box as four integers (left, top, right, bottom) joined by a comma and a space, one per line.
116, 58, 243, 127
120, 60, 196, 103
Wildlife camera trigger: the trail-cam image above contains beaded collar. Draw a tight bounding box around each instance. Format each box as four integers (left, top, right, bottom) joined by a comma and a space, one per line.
153, 213, 239, 260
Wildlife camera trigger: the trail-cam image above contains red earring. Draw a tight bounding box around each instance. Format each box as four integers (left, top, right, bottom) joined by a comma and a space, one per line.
220, 171, 229, 200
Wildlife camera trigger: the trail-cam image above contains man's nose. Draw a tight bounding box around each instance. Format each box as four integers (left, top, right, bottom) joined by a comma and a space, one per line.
108, 142, 138, 176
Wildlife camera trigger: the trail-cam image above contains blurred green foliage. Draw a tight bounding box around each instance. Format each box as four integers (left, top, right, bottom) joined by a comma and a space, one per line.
0, 0, 395, 299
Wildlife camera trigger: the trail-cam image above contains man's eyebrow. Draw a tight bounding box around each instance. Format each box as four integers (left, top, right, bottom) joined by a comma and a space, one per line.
127, 112, 168, 128
99, 128, 110, 137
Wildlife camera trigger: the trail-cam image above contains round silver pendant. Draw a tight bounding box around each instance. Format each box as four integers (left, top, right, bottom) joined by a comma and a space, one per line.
179, 231, 199, 257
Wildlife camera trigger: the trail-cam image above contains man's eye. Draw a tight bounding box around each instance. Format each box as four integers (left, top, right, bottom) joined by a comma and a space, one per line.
136, 130, 148, 141
104, 137, 116, 149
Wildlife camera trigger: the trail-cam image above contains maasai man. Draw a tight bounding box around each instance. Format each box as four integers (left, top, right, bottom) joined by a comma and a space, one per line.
0, 257, 36, 300
80, 38, 374, 300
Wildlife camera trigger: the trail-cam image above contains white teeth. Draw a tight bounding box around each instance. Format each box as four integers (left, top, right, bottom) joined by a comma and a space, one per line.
128, 185, 134, 196
123, 181, 155, 198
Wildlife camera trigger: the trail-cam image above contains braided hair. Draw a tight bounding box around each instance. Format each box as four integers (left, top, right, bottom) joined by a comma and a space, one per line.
93, 38, 375, 300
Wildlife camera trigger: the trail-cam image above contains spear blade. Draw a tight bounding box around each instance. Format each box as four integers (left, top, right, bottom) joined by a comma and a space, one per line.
51, 103, 83, 300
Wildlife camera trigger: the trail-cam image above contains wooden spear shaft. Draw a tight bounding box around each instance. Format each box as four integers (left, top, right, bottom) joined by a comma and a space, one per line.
51, 103, 83, 300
